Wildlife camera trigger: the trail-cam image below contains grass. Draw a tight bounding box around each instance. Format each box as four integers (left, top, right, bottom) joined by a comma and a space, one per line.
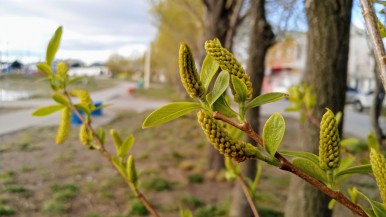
41, 184, 79, 214
142, 177, 173, 192
188, 173, 204, 184
130, 199, 149, 216
182, 195, 205, 208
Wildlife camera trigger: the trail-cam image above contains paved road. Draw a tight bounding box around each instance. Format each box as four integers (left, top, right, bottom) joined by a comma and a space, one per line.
0, 82, 383, 140
260, 100, 384, 140
0, 81, 169, 135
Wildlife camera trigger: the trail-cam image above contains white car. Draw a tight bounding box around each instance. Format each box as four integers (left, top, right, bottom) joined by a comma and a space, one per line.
351, 90, 386, 112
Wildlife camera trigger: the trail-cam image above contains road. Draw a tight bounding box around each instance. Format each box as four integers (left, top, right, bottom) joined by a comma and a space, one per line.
0, 82, 383, 140
0, 81, 169, 135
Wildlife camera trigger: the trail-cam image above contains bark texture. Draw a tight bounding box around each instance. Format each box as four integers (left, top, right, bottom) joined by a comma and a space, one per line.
285, 1, 353, 217
230, 0, 274, 216
371, 63, 386, 148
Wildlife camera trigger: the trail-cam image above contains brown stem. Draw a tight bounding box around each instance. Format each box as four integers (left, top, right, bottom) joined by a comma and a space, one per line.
63, 91, 161, 217
359, 0, 386, 92
213, 112, 368, 217
237, 175, 260, 217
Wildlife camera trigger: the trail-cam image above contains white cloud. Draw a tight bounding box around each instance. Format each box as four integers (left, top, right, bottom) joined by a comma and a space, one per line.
0, 0, 156, 65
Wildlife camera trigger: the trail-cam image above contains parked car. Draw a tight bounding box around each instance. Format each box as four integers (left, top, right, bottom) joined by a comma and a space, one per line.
346, 86, 359, 104
350, 90, 386, 112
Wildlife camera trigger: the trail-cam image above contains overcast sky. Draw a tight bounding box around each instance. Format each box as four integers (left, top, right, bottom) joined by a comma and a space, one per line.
0, 0, 156, 65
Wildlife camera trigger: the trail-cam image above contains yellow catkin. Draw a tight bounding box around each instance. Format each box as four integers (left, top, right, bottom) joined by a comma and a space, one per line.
204, 38, 252, 101
319, 108, 340, 170
70, 90, 94, 110
370, 148, 386, 207
56, 61, 68, 79
179, 43, 204, 98
197, 109, 248, 162
79, 124, 92, 145
56, 108, 71, 144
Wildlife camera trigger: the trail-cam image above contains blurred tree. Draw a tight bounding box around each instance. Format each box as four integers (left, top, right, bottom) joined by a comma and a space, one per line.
106, 53, 135, 77
284, 1, 353, 217
150, 0, 204, 87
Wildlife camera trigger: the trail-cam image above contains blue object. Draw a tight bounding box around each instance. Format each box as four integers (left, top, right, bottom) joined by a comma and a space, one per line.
91, 101, 103, 116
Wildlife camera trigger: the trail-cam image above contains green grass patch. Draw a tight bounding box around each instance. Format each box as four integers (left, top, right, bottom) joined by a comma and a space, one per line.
129, 199, 149, 216
182, 195, 205, 208
0, 205, 16, 216
42, 200, 69, 213
142, 177, 173, 192
188, 173, 204, 184
4, 184, 29, 194
195, 205, 227, 217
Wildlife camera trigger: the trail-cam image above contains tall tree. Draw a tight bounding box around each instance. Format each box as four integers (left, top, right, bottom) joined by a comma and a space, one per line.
229, 0, 275, 216
285, 1, 353, 217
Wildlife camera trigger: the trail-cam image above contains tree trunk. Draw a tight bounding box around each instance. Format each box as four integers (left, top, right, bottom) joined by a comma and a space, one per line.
285, 1, 352, 217
230, 0, 274, 216
371, 62, 386, 147
201, 0, 246, 172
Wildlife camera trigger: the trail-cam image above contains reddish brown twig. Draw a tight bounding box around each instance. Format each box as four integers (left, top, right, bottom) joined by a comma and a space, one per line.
213, 112, 367, 217
237, 175, 260, 217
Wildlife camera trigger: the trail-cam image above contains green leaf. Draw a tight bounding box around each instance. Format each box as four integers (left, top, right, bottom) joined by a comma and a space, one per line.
336, 156, 355, 172
126, 155, 138, 187
120, 134, 135, 158
52, 93, 69, 106
67, 76, 84, 85
335, 111, 342, 126
212, 95, 237, 118
341, 138, 360, 147
36, 63, 53, 76
280, 151, 320, 165
292, 157, 327, 183
207, 70, 230, 105
32, 104, 64, 117
200, 54, 219, 92
46, 26, 63, 65
112, 157, 127, 178
334, 164, 372, 178
368, 131, 380, 151
246, 92, 288, 110
263, 112, 285, 158
357, 190, 386, 217
74, 104, 90, 115
328, 199, 336, 210
96, 128, 106, 145
231, 75, 248, 103
142, 102, 202, 128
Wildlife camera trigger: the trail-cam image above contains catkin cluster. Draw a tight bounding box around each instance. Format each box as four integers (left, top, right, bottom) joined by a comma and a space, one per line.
71, 90, 94, 110
204, 39, 252, 101
179, 43, 204, 98
79, 124, 92, 146
197, 109, 247, 162
370, 148, 386, 206
56, 108, 71, 144
319, 108, 340, 170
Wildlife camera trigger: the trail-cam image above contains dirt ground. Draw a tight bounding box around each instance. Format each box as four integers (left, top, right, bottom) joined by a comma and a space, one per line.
0, 109, 379, 217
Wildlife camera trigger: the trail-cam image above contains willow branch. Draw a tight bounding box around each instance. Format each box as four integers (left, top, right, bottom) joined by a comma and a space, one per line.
237, 175, 260, 217
213, 112, 367, 217
359, 0, 386, 92
62, 90, 161, 217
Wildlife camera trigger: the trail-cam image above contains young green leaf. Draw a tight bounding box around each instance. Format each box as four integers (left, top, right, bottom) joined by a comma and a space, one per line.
127, 155, 138, 187
336, 156, 355, 172
212, 94, 237, 118
246, 92, 288, 110
46, 26, 63, 65
120, 134, 135, 158
52, 93, 69, 106
328, 199, 336, 210
207, 70, 230, 105
112, 156, 127, 178
280, 151, 320, 165
263, 112, 285, 158
32, 104, 65, 117
200, 54, 219, 92
36, 63, 53, 77
67, 76, 84, 85
74, 104, 90, 115
110, 129, 122, 155
357, 190, 386, 217
142, 102, 202, 128
292, 157, 327, 183
231, 75, 248, 103
334, 164, 372, 178
341, 138, 360, 147
96, 128, 106, 145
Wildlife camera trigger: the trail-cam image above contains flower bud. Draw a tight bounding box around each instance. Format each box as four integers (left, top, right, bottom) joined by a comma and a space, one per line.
197, 109, 248, 162
179, 43, 204, 98
319, 108, 340, 170
370, 148, 386, 206
79, 123, 92, 146
56, 108, 71, 144
70, 89, 94, 110
204, 39, 252, 101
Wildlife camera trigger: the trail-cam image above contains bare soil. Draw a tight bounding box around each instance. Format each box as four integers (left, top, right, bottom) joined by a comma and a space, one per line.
0, 110, 379, 217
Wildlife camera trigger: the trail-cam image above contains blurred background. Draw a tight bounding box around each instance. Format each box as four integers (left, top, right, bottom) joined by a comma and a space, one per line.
0, 0, 384, 217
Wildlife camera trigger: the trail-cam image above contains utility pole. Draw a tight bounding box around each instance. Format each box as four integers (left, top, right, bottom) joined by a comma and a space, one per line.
144, 44, 151, 89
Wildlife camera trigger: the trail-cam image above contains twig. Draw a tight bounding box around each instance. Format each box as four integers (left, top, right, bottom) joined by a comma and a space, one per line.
359, 0, 386, 92
63, 91, 161, 217
237, 175, 260, 217
213, 112, 368, 217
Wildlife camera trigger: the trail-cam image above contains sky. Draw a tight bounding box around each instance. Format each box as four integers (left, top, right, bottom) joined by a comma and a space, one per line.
0, 0, 156, 65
